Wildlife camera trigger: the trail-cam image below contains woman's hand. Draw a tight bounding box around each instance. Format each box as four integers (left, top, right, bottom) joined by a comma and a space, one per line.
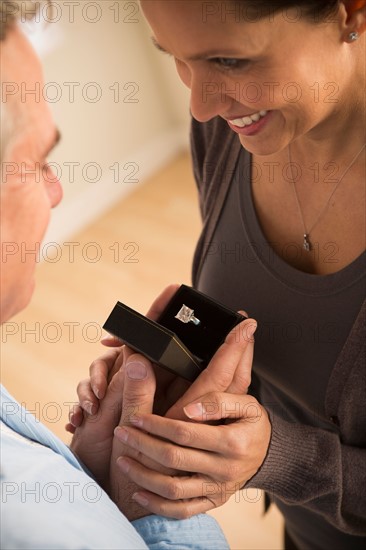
164, 312, 256, 420
113, 392, 271, 519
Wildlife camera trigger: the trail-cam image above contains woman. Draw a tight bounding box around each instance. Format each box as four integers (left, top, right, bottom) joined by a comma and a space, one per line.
72, 1, 366, 548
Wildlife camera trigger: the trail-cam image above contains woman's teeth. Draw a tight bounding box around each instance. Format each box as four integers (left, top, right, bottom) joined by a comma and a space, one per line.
230, 110, 268, 127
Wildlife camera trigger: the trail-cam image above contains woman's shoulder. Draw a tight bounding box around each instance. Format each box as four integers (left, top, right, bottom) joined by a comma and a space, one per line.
190, 115, 234, 152
190, 116, 243, 182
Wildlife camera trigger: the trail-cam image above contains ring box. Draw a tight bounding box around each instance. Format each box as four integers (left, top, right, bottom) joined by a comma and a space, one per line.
103, 285, 245, 381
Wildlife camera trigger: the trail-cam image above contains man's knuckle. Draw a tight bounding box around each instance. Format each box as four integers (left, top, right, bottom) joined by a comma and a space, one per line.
89, 359, 102, 375
76, 379, 88, 394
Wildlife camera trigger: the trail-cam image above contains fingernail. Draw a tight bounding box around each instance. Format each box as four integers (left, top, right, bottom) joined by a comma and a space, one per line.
69, 413, 76, 426
132, 492, 149, 507
100, 336, 114, 344
126, 361, 147, 380
101, 335, 121, 344
238, 309, 248, 318
183, 402, 204, 419
116, 457, 130, 473
84, 401, 94, 415
92, 386, 100, 399
246, 323, 257, 340
114, 426, 129, 442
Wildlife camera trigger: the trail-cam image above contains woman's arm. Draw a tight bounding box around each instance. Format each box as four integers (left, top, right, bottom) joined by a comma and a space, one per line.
114, 392, 366, 535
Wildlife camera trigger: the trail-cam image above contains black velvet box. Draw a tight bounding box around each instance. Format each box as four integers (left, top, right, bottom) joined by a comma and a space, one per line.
103, 285, 245, 381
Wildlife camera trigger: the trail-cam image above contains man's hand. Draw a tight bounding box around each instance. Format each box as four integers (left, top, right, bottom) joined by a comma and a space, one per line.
70, 347, 178, 522
107, 354, 176, 521
70, 348, 125, 488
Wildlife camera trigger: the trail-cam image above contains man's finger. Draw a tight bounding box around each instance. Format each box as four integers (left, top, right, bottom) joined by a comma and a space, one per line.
110, 354, 157, 471
120, 354, 157, 426
68, 404, 83, 428
76, 379, 98, 416
89, 348, 121, 399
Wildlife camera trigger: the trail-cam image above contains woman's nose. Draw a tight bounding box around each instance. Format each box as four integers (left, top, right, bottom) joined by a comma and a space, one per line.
189, 74, 231, 123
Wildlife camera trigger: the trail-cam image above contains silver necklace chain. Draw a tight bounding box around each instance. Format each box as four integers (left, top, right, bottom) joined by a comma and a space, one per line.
288, 143, 366, 251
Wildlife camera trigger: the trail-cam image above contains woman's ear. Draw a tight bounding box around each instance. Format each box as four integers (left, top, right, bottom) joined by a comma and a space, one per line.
343, 0, 366, 38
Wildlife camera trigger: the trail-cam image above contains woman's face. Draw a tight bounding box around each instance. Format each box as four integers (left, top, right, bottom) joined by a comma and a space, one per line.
141, 1, 355, 156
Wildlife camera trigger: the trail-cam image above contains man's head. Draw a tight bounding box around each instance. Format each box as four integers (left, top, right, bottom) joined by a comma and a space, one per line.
0, 0, 62, 323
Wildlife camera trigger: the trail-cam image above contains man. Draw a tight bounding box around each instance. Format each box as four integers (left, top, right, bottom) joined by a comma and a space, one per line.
0, 2, 255, 548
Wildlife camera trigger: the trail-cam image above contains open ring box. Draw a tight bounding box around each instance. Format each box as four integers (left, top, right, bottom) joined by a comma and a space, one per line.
103, 285, 246, 381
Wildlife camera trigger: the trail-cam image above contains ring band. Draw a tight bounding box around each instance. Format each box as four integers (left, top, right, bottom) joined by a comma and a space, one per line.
175, 305, 200, 326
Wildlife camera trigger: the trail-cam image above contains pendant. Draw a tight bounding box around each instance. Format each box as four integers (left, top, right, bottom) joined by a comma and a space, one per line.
303, 234, 311, 252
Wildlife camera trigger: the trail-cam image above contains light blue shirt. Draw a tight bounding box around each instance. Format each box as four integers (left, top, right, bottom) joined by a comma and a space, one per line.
0, 385, 229, 549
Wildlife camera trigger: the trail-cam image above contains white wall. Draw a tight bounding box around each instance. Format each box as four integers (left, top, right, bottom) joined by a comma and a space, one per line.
25, 0, 190, 243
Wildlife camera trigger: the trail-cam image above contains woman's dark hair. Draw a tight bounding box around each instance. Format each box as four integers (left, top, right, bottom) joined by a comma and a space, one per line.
235, 1, 340, 22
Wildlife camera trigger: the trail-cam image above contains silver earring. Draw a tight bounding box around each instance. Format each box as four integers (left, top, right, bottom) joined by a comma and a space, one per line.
349, 31, 359, 42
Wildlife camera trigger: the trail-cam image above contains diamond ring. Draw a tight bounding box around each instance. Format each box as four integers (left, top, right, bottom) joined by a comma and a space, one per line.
175, 305, 200, 326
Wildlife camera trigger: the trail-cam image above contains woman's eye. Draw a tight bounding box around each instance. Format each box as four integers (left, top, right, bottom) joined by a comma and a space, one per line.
212, 58, 248, 70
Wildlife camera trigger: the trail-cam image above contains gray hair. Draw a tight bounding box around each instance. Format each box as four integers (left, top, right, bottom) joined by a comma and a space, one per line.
0, 1, 50, 40
0, 1, 18, 40
0, 1, 51, 164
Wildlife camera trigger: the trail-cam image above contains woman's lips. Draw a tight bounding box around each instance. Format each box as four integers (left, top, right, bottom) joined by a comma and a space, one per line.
227, 110, 273, 136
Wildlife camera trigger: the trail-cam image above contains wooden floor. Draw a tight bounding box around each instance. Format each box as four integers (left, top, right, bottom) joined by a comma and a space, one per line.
1, 151, 283, 549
